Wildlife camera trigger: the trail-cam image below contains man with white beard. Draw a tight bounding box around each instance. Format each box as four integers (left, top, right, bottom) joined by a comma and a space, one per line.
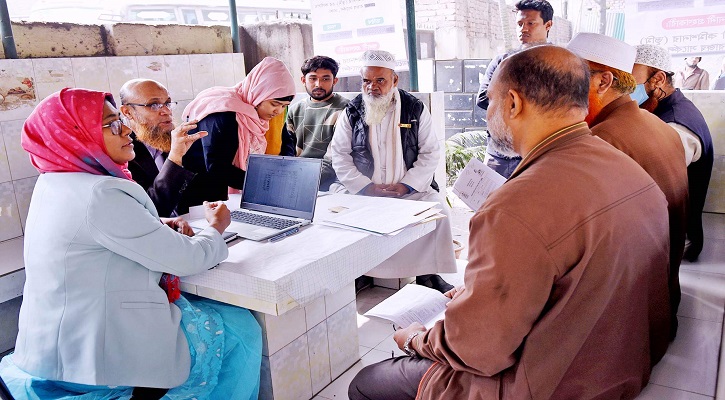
120, 79, 206, 217
329, 50, 457, 293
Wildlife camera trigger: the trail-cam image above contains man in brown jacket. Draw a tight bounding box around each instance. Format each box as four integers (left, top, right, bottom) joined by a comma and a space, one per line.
348, 45, 671, 400
568, 32, 689, 339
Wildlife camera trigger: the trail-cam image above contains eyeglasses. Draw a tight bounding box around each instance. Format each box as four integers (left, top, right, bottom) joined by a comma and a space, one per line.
124, 101, 177, 111
102, 119, 125, 136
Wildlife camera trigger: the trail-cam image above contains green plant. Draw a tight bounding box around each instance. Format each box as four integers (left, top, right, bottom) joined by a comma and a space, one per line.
445, 130, 488, 187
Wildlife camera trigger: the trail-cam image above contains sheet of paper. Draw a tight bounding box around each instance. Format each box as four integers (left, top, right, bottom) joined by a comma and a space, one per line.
452, 157, 507, 211
364, 284, 449, 328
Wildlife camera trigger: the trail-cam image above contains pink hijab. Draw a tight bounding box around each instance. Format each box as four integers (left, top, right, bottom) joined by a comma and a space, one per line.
21, 88, 132, 180
182, 56, 296, 170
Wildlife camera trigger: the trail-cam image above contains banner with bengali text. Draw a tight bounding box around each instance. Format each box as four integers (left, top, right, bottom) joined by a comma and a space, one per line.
310, 0, 408, 77
625, 0, 725, 57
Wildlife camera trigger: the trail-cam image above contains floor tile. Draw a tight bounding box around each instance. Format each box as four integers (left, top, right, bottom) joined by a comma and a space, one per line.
677, 270, 725, 322
373, 332, 405, 357
702, 213, 725, 240
637, 383, 712, 399
0, 237, 23, 276
318, 349, 391, 399
681, 238, 725, 275
649, 317, 721, 396
358, 345, 372, 359
356, 314, 394, 348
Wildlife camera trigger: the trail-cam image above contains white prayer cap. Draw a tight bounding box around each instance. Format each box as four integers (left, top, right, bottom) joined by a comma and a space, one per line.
634, 44, 672, 72
566, 32, 636, 73
362, 50, 396, 70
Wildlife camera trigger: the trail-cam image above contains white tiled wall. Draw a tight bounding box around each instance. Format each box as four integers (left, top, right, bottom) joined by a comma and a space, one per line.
0, 53, 247, 276
255, 283, 359, 400
684, 90, 725, 213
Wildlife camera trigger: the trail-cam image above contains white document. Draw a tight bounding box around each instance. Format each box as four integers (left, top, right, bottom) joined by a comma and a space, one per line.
322, 200, 437, 235
364, 284, 449, 329
452, 157, 507, 211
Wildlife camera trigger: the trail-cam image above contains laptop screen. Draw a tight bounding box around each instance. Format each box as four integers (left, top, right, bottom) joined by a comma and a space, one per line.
241, 155, 322, 220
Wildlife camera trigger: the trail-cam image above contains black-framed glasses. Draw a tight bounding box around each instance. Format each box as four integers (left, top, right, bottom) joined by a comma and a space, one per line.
102, 119, 125, 136
124, 101, 177, 111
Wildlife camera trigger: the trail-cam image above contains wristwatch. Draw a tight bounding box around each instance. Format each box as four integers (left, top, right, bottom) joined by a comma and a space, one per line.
403, 331, 420, 357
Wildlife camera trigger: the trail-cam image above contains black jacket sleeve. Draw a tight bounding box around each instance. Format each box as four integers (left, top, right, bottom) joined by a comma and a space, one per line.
127, 136, 196, 217
196, 112, 247, 190
476, 53, 507, 111
279, 123, 296, 157
148, 160, 196, 217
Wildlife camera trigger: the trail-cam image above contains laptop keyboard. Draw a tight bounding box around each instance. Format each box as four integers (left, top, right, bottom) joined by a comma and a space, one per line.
231, 210, 299, 230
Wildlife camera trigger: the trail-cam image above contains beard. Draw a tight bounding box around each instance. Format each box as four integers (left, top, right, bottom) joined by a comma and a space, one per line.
363, 90, 395, 126
640, 95, 660, 113
585, 91, 605, 126
134, 120, 173, 153
308, 86, 334, 101
640, 87, 665, 113
486, 107, 517, 157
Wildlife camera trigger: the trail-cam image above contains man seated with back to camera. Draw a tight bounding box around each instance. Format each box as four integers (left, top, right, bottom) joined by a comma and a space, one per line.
567, 33, 688, 339
632, 44, 714, 263
348, 45, 671, 400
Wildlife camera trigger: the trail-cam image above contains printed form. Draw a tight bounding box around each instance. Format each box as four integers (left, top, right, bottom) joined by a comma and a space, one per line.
452, 157, 506, 211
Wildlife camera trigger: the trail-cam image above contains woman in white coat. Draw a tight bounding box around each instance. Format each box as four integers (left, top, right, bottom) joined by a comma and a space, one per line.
0, 88, 262, 399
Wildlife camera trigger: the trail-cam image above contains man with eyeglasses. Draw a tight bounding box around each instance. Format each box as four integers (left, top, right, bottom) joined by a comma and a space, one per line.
286, 55, 349, 190
328, 50, 457, 294
567, 32, 689, 340
120, 79, 206, 217
632, 44, 714, 263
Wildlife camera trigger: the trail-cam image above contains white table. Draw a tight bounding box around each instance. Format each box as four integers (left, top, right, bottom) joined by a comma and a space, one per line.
180, 193, 436, 400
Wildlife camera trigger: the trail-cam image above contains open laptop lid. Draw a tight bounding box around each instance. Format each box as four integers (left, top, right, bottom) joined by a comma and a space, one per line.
241, 154, 322, 220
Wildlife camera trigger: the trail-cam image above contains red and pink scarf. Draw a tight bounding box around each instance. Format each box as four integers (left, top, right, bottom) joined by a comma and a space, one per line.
22, 88, 181, 303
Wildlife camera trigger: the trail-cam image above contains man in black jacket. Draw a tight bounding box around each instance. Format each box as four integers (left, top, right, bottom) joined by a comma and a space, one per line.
633, 44, 714, 262
120, 79, 204, 217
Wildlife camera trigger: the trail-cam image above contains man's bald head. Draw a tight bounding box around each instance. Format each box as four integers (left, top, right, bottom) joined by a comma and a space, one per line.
119, 79, 168, 105
492, 46, 590, 116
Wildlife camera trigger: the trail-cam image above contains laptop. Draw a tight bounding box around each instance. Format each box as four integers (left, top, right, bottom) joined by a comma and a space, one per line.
230, 154, 322, 241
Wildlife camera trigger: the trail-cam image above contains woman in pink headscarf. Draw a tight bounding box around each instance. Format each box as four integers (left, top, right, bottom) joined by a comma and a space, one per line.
0, 88, 262, 400
178, 57, 296, 213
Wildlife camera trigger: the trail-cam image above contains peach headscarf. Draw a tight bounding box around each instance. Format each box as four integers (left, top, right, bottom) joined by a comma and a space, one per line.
182, 57, 296, 170
21, 88, 132, 180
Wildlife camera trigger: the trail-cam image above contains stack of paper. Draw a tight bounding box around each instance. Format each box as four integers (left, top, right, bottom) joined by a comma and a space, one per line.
452, 157, 506, 211
320, 197, 442, 235
364, 284, 449, 329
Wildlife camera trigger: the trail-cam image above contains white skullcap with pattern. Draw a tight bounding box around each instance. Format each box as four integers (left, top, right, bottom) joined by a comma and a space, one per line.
634, 44, 672, 73
566, 32, 636, 73
361, 50, 396, 70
